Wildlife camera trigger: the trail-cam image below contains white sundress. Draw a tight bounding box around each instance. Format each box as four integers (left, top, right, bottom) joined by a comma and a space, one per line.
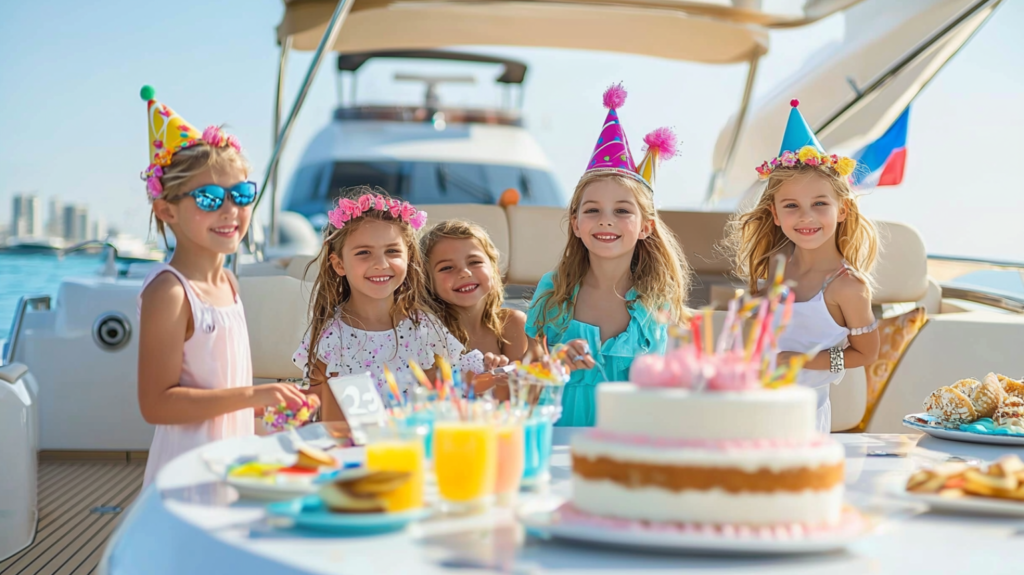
292, 311, 485, 401
776, 264, 853, 434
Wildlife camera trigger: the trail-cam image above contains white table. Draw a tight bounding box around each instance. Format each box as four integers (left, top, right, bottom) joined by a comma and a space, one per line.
99, 427, 1024, 574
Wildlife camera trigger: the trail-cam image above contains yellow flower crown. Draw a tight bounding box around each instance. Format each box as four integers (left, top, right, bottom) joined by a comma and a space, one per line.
755, 146, 856, 180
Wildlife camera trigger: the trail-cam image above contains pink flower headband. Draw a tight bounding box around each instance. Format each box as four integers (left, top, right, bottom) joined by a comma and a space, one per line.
141, 126, 243, 200
327, 193, 427, 231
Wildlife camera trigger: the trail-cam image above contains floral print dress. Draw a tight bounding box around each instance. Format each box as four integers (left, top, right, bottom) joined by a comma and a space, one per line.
292, 311, 484, 400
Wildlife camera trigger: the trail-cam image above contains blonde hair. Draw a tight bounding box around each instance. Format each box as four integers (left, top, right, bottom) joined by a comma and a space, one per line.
724, 164, 879, 293
150, 143, 250, 242
420, 219, 509, 347
533, 171, 692, 335
303, 187, 436, 371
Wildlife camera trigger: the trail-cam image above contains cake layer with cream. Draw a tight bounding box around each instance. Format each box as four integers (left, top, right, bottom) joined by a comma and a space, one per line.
571, 430, 845, 525
596, 383, 818, 441
570, 383, 845, 527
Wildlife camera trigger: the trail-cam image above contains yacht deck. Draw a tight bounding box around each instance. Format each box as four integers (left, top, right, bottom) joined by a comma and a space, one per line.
1, 457, 145, 575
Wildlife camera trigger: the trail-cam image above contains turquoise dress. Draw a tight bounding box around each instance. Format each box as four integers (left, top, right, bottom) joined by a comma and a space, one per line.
526, 271, 666, 427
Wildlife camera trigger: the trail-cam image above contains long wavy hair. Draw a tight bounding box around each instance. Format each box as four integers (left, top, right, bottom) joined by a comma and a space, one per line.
303, 187, 437, 369
420, 219, 509, 347
723, 164, 879, 293
533, 171, 692, 335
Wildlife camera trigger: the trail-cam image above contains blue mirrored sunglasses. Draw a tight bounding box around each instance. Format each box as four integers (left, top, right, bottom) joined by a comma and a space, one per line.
186, 181, 258, 212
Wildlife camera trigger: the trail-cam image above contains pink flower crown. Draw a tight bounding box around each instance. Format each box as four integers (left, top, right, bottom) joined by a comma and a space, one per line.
327, 193, 428, 231
141, 126, 243, 200
755, 145, 857, 181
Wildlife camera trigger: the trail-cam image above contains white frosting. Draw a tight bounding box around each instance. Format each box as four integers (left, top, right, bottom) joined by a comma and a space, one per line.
571, 433, 844, 474
572, 478, 843, 526
596, 383, 818, 441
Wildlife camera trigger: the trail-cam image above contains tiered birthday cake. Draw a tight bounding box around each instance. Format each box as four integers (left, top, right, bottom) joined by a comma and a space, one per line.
569, 283, 845, 527
570, 384, 844, 526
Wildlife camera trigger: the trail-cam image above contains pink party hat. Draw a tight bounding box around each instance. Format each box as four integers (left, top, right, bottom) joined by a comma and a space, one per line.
586, 84, 638, 174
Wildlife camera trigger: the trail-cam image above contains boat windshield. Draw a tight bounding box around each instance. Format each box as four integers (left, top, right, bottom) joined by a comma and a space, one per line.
283, 160, 563, 220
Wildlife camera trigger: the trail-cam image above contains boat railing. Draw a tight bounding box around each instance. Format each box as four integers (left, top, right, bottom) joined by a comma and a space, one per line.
3, 295, 51, 366
928, 254, 1024, 314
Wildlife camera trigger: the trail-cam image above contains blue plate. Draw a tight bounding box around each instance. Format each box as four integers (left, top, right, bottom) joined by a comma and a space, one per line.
266, 495, 430, 534
903, 413, 1024, 446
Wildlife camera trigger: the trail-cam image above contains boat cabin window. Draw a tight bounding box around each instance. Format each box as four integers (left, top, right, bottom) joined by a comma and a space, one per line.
283, 160, 563, 221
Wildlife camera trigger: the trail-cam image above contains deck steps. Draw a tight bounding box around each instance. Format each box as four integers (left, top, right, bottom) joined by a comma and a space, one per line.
0, 460, 145, 575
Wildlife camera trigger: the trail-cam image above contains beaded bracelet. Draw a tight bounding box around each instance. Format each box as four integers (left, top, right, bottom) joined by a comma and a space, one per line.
849, 320, 879, 336
829, 346, 845, 374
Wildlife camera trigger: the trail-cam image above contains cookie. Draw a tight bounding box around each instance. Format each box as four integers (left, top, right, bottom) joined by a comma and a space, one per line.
924, 386, 978, 427
970, 378, 1007, 419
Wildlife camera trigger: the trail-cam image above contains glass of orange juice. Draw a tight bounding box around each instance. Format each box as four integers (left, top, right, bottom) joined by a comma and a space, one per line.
494, 422, 524, 506
432, 417, 497, 513
363, 427, 425, 512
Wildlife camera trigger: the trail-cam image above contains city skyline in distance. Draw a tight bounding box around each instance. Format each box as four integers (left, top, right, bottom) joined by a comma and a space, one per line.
5, 192, 110, 247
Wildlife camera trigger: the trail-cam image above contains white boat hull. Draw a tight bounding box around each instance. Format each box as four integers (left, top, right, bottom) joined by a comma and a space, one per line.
0, 364, 38, 560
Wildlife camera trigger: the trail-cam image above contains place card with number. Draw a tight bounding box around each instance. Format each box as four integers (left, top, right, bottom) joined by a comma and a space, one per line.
327, 373, 386, 437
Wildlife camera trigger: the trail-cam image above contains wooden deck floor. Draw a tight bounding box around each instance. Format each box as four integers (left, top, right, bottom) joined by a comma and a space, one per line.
0, 460, 145, 575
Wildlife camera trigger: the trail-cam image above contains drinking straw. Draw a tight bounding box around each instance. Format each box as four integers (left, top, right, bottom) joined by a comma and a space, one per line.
383, 366, 402, 406
407, 359, 434, 390
435, 354, 454, 388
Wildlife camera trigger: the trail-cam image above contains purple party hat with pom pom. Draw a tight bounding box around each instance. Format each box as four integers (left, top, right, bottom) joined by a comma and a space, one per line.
586, 84, 637, 173
584, 84, 678, 193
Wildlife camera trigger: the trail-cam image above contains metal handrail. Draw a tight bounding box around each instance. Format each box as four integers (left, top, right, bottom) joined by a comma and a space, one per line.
940, 285, 1024, 314
929, 254, 1024, 269
4, 295, 51, 365
248, 0, 352, 251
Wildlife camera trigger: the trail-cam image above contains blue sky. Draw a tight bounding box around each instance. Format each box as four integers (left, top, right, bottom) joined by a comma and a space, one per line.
1, 0, 1022, 259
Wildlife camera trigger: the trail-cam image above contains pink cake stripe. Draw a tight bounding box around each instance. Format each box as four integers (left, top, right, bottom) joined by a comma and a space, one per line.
556, 503, 864, 539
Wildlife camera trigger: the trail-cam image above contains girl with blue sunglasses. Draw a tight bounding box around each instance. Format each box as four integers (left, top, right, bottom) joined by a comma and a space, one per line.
136, 87, 316, 487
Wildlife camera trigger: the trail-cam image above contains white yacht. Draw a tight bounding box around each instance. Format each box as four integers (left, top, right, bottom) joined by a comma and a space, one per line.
0, 0, 1016, 571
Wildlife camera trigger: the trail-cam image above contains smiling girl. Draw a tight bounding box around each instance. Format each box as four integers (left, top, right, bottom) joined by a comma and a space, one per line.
527, 85, 692, 426
293, 188, 488, 424
726, 99, 880, 432
421, 220, 525, 399
136, 87, 312, 486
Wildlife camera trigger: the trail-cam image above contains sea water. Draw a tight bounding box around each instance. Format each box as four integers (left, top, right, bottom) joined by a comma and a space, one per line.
0, 254, 104, 333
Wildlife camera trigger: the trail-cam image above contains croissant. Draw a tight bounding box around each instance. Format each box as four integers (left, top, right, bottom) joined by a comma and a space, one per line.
997, 374, 1024, 401
950, 378, 980, 397
924, 386, 978, 427
970, 377, 1007, 419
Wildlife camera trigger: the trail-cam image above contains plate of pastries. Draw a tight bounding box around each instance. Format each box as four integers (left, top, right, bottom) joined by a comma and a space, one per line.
903, 373, 1024, 445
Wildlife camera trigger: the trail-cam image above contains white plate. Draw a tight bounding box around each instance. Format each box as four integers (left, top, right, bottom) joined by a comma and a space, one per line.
903, 414, 1024, 446
225, 475, 320, 501
519, 504, 872, 556
888, 483, 1024, 517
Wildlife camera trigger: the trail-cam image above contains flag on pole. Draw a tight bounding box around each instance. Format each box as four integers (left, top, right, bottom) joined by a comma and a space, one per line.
852, 107, 909, 188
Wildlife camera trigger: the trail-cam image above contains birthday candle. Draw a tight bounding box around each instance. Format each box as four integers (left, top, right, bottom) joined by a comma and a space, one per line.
702, 308, 714, 358
717, 291, 741, 355
691, 315, 703, 360
745, 299, 767, 361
